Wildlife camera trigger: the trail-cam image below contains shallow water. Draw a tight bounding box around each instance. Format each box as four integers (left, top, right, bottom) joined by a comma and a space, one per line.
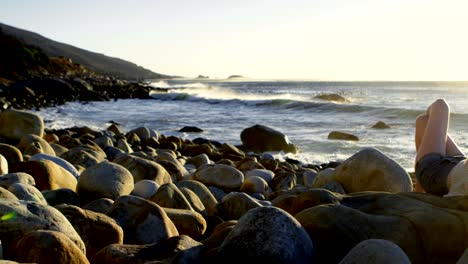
36, 79, 468, 171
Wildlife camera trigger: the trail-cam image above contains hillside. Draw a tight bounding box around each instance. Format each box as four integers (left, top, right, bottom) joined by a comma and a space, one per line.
0, 22, 169, 80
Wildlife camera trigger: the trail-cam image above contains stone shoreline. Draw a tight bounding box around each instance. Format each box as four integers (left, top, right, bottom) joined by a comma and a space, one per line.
0, 105, 467, 263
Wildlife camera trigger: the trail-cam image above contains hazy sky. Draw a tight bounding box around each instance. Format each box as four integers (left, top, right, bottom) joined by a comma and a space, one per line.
2, 0, 467, 80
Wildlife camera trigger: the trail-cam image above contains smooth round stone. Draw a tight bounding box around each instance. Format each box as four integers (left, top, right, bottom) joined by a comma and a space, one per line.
149, 183, 193, 211
302, 170, 318, 188
94, 135, 114, 149
0, 143, 23, 166
116, 138, 133, 153
322, 180, 346, 194
77, 161, 134, 204
334, 147, 412, 193
107, 195, 178, 245
8, 183, 47, 205
55, 204, 123, 259
208, 186, 226, 202
0, 109, 44, 141
240, 176, 271, 195
60, 146, 106, 169
216, 192, 263, 220
0, 172, 35, 189
18, 134, 55, 156
42, 188, 80, 206
192, 164, 244, 190
30, 153, 80, 179
245, 169, 275, 183
163, 208, 207, 240
0, 186, 19, 200
10, 160, 77, 191
127, 127, 159, 142
0, 199, 86, 257
312, 168, 336, 188
0, 154, 7, 175
218, 206, 313, 263
176, 180, 218, 217
12, 230, 89, 264
50, 143, 69, 157
131, 179, 160, 199
339, 239, 411, 264
113, 154, 172, 185
82, 198, 114, 215
186, 154, 212, 168
179, 187, 207, 217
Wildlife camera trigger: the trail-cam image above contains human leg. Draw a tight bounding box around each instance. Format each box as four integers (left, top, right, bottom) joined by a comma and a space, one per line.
415, 99, 450, 163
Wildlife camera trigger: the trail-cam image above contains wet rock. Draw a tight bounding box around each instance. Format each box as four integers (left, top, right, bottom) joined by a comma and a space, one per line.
328, 131, 359, 141
240, 124, 298, 154
372, 121, 391, 129
179, 126, 204, 133
314, 93, 348, 102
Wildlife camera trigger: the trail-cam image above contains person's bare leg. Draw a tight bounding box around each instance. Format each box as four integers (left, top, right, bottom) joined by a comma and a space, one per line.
415, 99, 450, 163
446, 134, 465, 156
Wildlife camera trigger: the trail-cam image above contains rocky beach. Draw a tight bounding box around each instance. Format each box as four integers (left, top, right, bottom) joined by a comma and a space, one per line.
1, 21, 468, 264
0, 107, 467, 263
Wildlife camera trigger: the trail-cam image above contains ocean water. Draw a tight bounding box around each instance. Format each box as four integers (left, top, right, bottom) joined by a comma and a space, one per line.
36, 79, 468, 171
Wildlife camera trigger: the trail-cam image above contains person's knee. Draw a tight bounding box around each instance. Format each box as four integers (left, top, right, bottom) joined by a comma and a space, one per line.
431, 98, 450, 114
415, 114, 428, 127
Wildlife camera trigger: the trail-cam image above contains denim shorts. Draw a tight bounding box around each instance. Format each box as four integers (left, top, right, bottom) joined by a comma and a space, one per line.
415, 153, 467, 196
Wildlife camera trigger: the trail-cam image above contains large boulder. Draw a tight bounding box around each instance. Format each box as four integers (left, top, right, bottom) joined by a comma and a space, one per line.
217, 206, 313, 263
77, 161, 134, 204
295, 192, 468, 264
107, 195, 178, 245
334, 148, 412, 193
0, 109, 44, 141
0, 199, 86, 258
10, 160, 77, 191
240, 124, 298, 154
8, 182, 47, 205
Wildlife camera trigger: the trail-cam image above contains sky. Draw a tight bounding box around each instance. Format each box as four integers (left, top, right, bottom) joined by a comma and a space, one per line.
1, 0, 468, 81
